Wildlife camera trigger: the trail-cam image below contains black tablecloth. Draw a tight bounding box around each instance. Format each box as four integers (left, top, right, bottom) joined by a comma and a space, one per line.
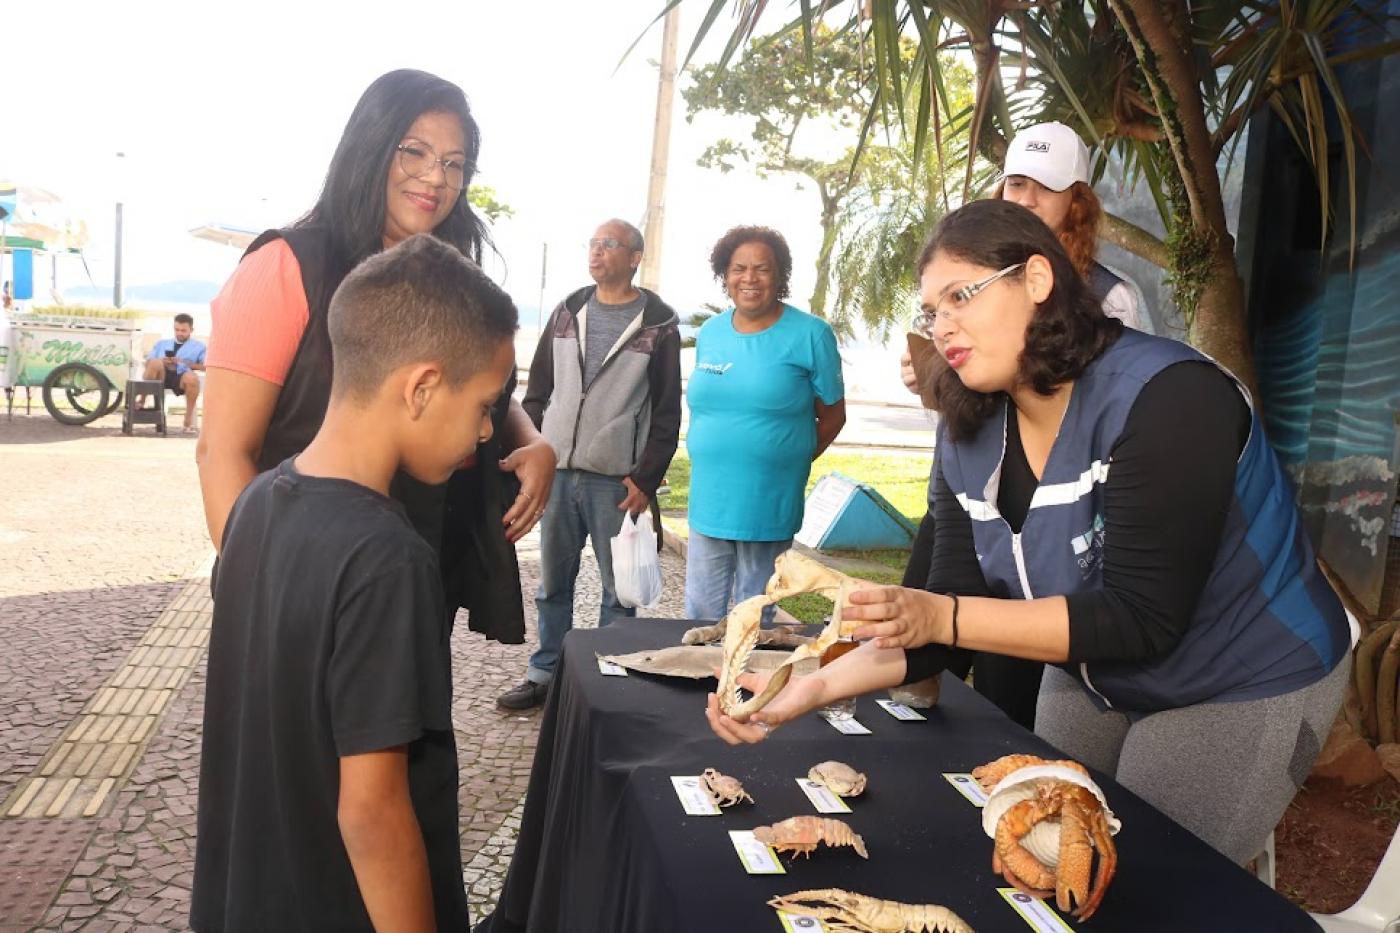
483, 620, 1318, 933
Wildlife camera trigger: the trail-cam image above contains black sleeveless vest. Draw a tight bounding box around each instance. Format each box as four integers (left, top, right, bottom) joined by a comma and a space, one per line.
247, 226, 348, 473
239, 226, 525, 643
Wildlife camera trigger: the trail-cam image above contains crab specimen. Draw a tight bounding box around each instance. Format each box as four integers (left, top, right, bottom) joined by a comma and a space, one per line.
971, 753, 1087, 792
975, 754, 1119, 921
700, 767, 753, 807
768, 889, 974, 933
807, 760, 868, 797
752, 815, 868, 860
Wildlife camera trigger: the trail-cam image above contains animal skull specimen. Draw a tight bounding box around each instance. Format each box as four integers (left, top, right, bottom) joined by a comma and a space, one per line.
768, 889, 973, 933
975, 754, 1120, 920
752, 815, 868, 860
807, 760, 868, 797
699, 768, 753, 807
713, 551, 876, 719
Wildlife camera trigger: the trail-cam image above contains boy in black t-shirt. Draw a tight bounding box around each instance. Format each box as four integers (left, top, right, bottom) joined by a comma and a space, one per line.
191, 234, 518, 932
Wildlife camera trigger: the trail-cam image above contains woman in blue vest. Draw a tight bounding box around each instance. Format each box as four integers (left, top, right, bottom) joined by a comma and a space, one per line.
708, 199, 1352, 865
898, 123, 1151, 728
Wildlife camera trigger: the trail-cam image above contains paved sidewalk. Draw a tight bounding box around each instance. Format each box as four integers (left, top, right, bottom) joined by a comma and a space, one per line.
0, 413, 689, 930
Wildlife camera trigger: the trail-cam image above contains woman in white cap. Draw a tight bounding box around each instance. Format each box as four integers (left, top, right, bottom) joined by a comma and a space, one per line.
995, 121, 1146, 331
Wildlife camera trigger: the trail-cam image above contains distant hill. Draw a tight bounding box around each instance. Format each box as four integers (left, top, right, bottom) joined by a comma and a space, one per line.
66, 280, 220, 305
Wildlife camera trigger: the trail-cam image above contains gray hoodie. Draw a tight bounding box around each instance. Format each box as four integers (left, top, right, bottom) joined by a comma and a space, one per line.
521, 286, 682, 494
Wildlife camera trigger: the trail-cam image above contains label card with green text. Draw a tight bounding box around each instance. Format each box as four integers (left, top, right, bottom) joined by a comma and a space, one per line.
998, 889, 1075, 932
729, 830, 785, 875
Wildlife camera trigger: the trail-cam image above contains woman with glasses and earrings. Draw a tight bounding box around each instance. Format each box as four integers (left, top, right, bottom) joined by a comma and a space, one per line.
708, 199, 1351, 873
683, 226, 846, 623
897, 121, 1152, 725
197, 69, 555, 645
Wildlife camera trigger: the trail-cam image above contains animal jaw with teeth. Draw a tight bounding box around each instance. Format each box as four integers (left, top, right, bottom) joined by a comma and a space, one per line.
713, 551, 875, 720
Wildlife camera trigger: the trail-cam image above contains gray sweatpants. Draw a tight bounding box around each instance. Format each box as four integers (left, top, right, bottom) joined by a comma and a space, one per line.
1035, 657, 1350, 864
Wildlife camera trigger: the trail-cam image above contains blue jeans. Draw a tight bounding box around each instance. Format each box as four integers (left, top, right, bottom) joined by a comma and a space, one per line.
683, 529, 792, 622
527, 470, 636, 684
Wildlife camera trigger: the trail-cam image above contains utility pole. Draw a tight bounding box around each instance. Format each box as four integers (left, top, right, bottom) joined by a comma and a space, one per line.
639, 7, 680, 292
113, 152, 125, 309
537, 241, 548, 332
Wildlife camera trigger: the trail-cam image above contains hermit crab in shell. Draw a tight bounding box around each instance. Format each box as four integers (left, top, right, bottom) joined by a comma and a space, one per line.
974, 753, 1120, 920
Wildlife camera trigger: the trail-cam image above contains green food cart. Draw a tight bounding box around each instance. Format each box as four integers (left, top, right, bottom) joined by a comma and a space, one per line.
1, 313, 144, 427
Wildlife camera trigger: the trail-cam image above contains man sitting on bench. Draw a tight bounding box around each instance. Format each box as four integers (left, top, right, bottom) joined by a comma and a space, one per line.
140, 313, 207, 433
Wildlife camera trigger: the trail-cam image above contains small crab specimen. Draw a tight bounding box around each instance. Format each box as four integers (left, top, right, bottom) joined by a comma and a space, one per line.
700, 767, 753, 807
807, 760, 868, 797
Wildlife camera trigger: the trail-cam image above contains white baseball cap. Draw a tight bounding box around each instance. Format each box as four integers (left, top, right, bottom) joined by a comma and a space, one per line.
1002, 122, 1091, 192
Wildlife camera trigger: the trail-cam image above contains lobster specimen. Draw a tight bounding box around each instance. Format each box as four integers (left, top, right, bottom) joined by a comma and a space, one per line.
768, 889, 974, 933
752, 815, 868, 859
975, 754, 1119, 921
699, 767, 753, 807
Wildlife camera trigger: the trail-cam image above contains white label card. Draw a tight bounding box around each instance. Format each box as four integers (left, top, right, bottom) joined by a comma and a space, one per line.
776, 909, 830, 932
596, 658, 628, 677
820, 713, 872, 735
795, 778, 851, 814
729, 830, 785, 874
876, 698, 927, 721
669, 776, 721, 816
998, 888, 1076, 932
942, 773, 989, 807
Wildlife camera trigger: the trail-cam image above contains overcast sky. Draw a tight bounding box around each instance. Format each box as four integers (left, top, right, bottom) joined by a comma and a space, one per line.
1, 0, 856, 321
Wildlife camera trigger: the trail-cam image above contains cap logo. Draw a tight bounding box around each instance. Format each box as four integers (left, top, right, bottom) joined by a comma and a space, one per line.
1026, 141, 1049, 152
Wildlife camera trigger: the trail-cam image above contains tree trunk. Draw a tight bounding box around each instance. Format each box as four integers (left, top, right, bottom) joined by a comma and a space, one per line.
1191, 251, 1254, 387
1100, 212, 1170, 269
809, 192, 839, 320
1109, 0, 1258, 390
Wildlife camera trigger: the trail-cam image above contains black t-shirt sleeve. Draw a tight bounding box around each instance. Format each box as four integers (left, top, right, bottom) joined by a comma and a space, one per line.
901, 459, 987, 684
327, 552, 452, 757
1066, 361, 1250, 663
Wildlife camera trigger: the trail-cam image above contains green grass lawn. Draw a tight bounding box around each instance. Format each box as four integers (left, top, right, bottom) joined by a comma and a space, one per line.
658, 450, 931, 526
659, 450, 930, 622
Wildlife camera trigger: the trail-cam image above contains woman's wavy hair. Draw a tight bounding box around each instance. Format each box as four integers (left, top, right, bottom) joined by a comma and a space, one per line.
298, 69, 489, 266
992, 178, 1103, 280
709, 226, 793, 301
919, 199, 1122, 442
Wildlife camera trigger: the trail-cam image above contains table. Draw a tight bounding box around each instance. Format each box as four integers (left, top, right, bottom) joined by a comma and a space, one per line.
482, 620, 1319, 932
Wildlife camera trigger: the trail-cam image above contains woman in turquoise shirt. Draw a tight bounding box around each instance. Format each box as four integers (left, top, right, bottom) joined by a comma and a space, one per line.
684, 226, 847, 620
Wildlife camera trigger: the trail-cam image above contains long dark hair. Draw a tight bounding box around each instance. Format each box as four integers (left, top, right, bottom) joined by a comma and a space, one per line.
298, 69, 489, 266
919, 199, 1122, 441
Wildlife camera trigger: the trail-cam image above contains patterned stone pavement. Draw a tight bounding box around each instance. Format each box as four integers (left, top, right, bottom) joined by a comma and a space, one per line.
0, 413, 689, 930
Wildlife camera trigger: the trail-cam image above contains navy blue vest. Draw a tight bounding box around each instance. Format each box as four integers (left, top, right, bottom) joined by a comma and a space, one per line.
939, 330, 1348, 713
1086, 261, 1124, 305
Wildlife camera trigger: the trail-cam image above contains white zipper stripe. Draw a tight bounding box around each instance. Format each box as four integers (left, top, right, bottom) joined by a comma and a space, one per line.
1010, 534, 1033, 599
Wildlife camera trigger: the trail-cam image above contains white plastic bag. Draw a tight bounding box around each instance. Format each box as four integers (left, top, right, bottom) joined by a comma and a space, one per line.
611, 512, 663, 609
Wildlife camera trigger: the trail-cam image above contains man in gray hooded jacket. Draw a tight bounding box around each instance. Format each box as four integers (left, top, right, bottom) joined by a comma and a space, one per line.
498, 219, 682, 709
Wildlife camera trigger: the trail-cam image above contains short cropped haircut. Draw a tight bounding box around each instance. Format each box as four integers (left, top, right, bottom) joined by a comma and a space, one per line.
601, 217, 644, 253
328, 233, 518, 401
708, 225, 792, 301
174, 313, 194, 326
